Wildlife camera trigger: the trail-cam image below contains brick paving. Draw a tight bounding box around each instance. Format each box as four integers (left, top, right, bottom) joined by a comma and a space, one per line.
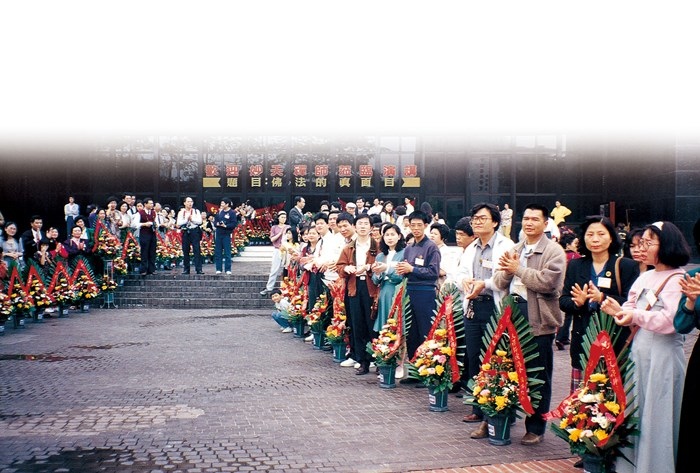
1, 302, 696, 472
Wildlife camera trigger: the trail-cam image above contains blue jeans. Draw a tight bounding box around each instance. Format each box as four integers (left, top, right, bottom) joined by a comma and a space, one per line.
214, 232, 232, 272
271, 310, 290, 329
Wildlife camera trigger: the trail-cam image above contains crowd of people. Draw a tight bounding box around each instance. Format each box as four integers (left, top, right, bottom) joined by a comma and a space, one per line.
264, 195, 699, 473
0, 194, 262, 280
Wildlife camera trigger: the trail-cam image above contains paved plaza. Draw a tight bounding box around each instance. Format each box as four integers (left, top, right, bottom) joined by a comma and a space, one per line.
0, 304, 696, 472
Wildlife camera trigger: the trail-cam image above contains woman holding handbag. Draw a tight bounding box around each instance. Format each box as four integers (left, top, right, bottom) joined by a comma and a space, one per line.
600, 221, 691, 473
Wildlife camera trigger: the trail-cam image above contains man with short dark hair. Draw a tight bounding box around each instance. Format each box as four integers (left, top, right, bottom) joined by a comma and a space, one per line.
494, 203, 566, 445
289, 196, 306, 240
396, 210, 441, 363
176, 196, 204, 275
214, 198, 238, 275
336, 213, 379, 375
21, 215, 44, 263
453, 203, 515, 437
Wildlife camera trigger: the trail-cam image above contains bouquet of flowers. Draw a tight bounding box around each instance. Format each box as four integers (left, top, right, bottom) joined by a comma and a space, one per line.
547, 312, 638, 470
200, 233, 215, 258
465, 296, 543, 420
409, 286, 463, 392
51, 275, 76, 306
470, 349, 522, 417
156, 238, 180, 268
305, 293, 329, 332
8, 281, 33, 314
100, 275, 118, 293
325, 279, 347, 343
71, 274, 101, 302
122, 232, 141, 263
368, 318, 403, 366
112, 257, 128, 275
0, 291, 14, 325
412, 327, 455, 392
280, 276, 306, 325
27, 278, 53, 311
94, 230, 122, 259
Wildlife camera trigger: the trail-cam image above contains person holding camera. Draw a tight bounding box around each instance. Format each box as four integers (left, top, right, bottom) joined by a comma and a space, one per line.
177, 196, 204, 275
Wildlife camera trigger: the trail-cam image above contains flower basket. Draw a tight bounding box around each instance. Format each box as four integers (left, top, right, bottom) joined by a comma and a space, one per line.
312, 330, 326, 350
464, 296, 544, 429
325, 279, 348, 344
545, 312, 638, 472
1, 291, 15, 331
377, 364, 396, 389
487, 414, 513, 446
70, 274, 101, 313
367, 280, 412, 369
428, 385, 449, 412
331, 341, 346, 363
306, 294, 329, 334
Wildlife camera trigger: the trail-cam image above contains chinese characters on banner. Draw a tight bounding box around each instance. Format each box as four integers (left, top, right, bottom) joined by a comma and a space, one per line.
202, 163, 420, 189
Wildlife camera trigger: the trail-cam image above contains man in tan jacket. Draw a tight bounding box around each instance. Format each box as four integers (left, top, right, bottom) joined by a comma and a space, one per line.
493, 203, 566, 446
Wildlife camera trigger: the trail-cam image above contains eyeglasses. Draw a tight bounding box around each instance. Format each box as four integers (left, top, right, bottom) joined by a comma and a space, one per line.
471, 215, 492, 223
639, 239, 659, 249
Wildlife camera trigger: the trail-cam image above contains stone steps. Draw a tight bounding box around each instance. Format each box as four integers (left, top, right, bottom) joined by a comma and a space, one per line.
113, 261, 277, 310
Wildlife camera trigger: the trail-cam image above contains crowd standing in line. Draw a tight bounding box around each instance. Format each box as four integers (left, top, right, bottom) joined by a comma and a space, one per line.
261, 195, 698, 473
2, 193, 700, 471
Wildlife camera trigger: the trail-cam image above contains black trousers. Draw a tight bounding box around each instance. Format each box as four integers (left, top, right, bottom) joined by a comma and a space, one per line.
139, 231, 157, 274
347, 281, 376, 365
464, 299, 496, 417
517, 300, 554, 436
182, 229, 202, 272
406, 286, 437, 359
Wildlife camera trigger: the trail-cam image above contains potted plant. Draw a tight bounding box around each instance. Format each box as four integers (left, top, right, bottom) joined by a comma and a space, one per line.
71, 274, 101, 312
27, 278, 52, 322
280, 276, 307, 337
464, 296, 543, 446
305, 293, 329, 349
7, 281, 32, 329
368, 318, 403, 388
547, 312, 638, 472
0, 291, 14, 335
325, 279, 348, 362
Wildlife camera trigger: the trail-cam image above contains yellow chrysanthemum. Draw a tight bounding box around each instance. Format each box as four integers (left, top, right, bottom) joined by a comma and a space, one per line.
507, 371, 519, 383
589, 373, 608, 384
568, 428, 582, 442
477, 396, 489, 405
496, 349, 507, 357
473, 386, 482, 396
481, 363, 491, 370
560, 418, 569, 429
604, 401, 620, 415
435, 365, 444, 376
594, 429, 609, 442
495, 396, 507, 411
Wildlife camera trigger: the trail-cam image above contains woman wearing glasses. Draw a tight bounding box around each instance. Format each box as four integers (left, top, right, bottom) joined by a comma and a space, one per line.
560, 217, 639, 392
600, 221, 691, 473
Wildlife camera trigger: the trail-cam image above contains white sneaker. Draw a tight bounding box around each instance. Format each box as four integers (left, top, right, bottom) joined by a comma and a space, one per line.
395, 365, 405, 379
340, 358, 356, 367
304, 334, 314, 342
369, 362, 376, 368
353, 362, 361, 369
281, 327, 293, 333
226, 271, 231, 275
216, 271, 221, 274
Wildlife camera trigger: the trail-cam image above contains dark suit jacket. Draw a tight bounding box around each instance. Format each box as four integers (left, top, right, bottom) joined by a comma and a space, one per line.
289, 206, 304, 229
559, 256, 639, 368
21, 230, 41, 262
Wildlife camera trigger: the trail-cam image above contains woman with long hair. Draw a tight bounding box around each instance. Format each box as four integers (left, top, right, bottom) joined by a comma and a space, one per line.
371, 223, 407, 376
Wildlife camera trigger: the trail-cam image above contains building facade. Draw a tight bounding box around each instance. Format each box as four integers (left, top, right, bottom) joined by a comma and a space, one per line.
1, 134, 699, 256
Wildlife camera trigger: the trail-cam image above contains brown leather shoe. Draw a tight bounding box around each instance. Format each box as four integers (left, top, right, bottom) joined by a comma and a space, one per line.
462, 413, 482, 423
521, 432, 543, 445
470, 421, 488, 439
